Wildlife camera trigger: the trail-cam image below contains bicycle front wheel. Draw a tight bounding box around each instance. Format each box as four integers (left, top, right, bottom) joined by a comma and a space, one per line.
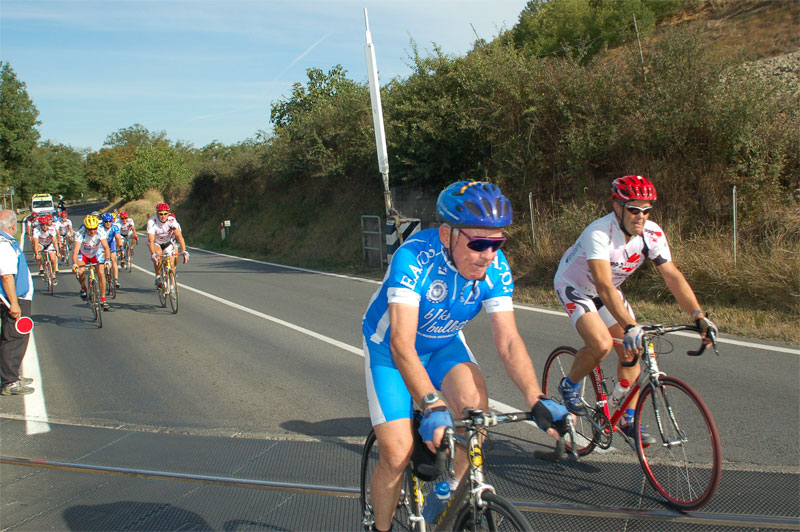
635, 376, 722, 510
542, 346, 600, 456
360, 430, 418, 531
168, 270, 179, 314
92, 278, 102, 328
88, 278, 98, 321
453, 492, 530, 531
126, 247, 133, 272
157, 272, 168, 307
45, 260, 54, 295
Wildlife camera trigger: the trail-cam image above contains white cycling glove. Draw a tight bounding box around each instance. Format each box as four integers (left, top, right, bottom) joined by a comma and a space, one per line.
623, 324, 644, 350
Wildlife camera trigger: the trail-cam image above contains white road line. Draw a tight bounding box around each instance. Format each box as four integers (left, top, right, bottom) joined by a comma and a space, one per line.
19, 328, 50, 434
187, 246, 800, 355
130, 263, 533, 417
131, 264, 363, 356
16, 232, 51, 433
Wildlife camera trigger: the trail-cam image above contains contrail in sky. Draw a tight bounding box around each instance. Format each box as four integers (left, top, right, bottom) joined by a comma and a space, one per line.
277, 31, 334, 78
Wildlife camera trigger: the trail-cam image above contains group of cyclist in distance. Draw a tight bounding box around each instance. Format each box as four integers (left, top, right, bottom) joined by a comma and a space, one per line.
362, 176, 718, 532
26, 202, 189, 312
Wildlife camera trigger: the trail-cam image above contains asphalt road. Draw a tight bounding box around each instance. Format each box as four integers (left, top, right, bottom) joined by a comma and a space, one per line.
2, 204, 798, 471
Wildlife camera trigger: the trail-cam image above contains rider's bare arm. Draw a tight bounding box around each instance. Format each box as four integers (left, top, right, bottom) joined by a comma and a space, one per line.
588, 259, 636, 328
389, 302, 442, 409
657, 262, 703, 318
488, 310, 545, 410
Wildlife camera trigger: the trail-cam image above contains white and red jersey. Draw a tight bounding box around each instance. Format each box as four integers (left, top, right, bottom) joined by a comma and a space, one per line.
33, 226, 58, 247
74, 226, 106, 258
554, 212, 672, 298
55, 218, 73, 236
119, 219, 136, 237
147, 214, 181, 245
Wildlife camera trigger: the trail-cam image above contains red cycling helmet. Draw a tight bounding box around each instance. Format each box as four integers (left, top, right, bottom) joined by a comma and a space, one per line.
39, 214, 52, 225
120, 211, 129, 219
156, 203, 170, 213
611, 175, 657, 202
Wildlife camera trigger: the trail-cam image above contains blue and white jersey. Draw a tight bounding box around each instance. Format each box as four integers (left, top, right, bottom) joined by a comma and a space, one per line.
104, 222, 121, 243
362, 228, 515, 356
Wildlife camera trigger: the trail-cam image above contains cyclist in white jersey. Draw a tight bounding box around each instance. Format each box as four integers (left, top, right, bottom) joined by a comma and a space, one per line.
117, 211, 138, 251
54, 211, 74, 254
147, 203, 189, 288
72, 215, 112, 311
554, 176, 718, 443
31, 215, 61, 281
362, 181, 567, 532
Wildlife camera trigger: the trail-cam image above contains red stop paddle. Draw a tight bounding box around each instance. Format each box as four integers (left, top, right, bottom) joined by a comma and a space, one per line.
15, 316, 33, 335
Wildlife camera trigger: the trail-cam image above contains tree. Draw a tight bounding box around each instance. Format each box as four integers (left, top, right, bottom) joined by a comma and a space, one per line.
85, 146, 135, 197
40, 142, 87, 199
512, 0, 655, 62
117, 144, 190, 200
0, 62, 41, 197
270, 65, 358, 129
104, 123, 167, 150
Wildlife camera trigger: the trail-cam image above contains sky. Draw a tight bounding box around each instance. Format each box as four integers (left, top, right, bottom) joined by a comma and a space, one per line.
1, 1, 529, 152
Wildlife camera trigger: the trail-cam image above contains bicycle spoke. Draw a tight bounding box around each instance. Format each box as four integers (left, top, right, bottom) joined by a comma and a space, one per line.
361, 430, 418, 531
635, 377, 722, 510
542, 346, 599, 456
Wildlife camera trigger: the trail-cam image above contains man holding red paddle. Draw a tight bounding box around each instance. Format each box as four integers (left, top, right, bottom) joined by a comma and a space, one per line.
0, 210, 35, 396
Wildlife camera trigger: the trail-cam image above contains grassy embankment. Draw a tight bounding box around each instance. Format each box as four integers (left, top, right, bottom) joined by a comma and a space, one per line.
122, 2, 799, 345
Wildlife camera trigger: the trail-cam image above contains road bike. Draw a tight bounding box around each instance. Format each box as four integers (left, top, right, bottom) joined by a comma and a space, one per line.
104, 260, 117, 299
59, 236, 71, 267
156, 254, 179, 314
361, 408, 534, 531
84, 263, 102, 328
120, 236, 134, 273
41, 252, 57, 296
541, 324, 722, 510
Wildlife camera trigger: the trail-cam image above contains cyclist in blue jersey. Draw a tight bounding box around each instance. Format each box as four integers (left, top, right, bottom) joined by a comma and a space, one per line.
100, 212, 124, 290
362, 181, 567, 532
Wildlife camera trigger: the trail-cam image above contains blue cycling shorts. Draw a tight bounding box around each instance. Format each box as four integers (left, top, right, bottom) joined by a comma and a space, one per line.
364, 332, 478, 426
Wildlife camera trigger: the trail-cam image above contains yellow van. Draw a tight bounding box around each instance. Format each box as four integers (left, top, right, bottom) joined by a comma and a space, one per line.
31, 194, 55, 215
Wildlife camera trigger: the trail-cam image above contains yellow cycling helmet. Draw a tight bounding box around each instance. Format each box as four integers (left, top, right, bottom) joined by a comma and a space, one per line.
83, 215, 100, 229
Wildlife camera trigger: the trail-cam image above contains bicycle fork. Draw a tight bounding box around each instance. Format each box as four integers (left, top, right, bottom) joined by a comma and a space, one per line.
648, 383, 688, 449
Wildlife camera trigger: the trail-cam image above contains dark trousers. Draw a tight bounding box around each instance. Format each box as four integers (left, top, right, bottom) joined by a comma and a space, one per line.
0, 299, 32, 386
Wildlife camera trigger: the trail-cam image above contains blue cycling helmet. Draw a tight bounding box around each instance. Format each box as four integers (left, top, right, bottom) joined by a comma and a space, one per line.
100, 212, 114, 223
436, 181, 512, 228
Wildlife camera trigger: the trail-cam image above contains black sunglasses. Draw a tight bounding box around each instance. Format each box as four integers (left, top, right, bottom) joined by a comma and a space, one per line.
460, 231, 507, 252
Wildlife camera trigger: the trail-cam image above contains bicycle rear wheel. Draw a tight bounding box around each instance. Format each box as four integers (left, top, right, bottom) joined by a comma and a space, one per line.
168, 270, 178, 314
360, 429, 419, 531
453, 492, 530, 531
635, 376, 722, 510
542, 346, 600, 456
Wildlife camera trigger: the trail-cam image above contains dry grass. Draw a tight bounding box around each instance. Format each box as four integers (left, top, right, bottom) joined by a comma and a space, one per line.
114, 189, 164, 231
508, 200, 800, 345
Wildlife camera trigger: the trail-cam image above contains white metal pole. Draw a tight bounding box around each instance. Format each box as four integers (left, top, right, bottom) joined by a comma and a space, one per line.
528, 192, 535, 250
732, 185, 737, 266
364, 9, 394, 217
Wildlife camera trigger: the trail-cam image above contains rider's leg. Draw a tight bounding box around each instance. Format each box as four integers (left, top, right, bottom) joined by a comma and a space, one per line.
47, 251, 58, 282
569, 312, 615, 383
441, 361, 488, 482
97, 264, 107, 300
110, 254, 119, 284
371, 419, 414, 531
153, 249, 163, 284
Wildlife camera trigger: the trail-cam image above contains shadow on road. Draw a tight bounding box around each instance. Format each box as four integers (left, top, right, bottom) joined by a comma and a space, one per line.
63, 501, 211, 531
